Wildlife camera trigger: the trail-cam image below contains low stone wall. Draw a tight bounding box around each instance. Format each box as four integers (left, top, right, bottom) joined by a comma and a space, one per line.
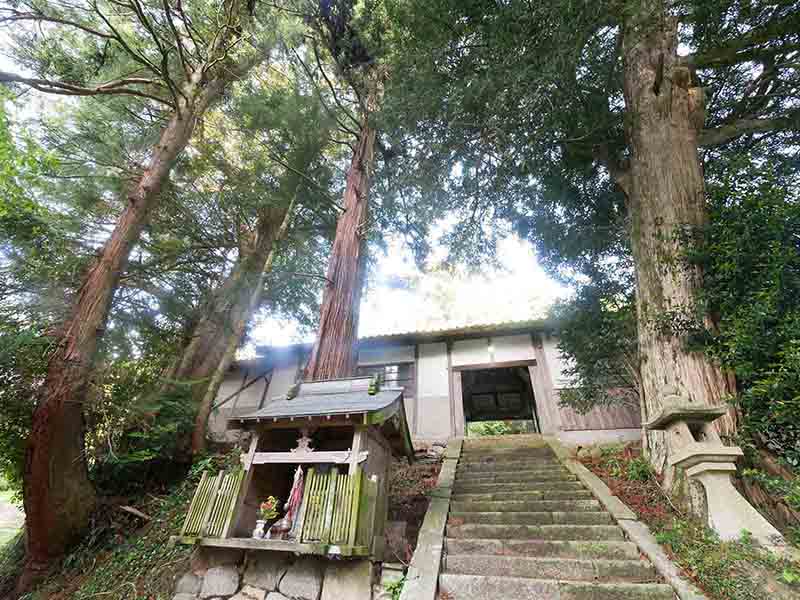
172, 547, 378, 600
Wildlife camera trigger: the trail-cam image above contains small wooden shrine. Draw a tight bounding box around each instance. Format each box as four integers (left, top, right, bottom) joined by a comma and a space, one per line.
174, 376, 414, 559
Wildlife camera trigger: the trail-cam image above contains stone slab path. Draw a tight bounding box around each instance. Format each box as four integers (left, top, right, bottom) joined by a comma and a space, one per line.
438, 436, 675, 599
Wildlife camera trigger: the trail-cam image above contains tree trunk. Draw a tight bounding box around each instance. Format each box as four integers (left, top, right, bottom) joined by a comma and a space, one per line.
188, 202, 296, 454
621, 4, 737, 476
304, 96, 378, 381
19, 73, 233, 587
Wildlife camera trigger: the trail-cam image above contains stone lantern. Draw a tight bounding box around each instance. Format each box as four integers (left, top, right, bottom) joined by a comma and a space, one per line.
646, 393, 786, 552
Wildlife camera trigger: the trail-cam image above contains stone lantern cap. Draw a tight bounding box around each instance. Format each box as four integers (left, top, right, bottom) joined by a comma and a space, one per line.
645, 403, 728, 431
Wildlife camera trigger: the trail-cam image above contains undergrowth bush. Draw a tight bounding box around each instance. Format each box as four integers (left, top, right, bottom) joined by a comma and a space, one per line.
1, 452, 233, 600
699, 165, 800, 469
466, 420, 532, 436
656, 522, 800, 599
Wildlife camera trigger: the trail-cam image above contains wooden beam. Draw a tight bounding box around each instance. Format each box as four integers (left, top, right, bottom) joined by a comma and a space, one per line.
170, 535, 370, 557
248, 450, 368, 465
349, 427, 366, 476
225, 432, 259, 538
450, 359, 538, 372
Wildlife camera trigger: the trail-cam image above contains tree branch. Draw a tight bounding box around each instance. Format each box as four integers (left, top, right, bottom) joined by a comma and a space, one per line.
162, 0, 193, 76
699, 114, 800, 147
0, 71, 174, 106
0, 10, 116, 39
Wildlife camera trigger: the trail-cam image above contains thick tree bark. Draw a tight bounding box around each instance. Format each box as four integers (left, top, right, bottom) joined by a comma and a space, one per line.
18, 45, 259, 584
621, 4, 737, 476
187, 203, 296, 454
305, 98, 378, 381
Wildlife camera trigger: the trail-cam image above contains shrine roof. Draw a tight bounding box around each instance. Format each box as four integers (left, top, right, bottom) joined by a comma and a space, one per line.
235, 388, 403, 422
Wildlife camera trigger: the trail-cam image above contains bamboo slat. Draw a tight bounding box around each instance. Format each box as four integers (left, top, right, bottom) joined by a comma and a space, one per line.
181, 471, 211, 536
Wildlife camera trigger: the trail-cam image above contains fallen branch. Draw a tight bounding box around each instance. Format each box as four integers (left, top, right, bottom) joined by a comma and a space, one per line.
118, 505, 153, 521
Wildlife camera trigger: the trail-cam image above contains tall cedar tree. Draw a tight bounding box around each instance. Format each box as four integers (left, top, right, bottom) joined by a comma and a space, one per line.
304, 0, 383, 380
177, 85, 338, 453
0, 0, 274, 582
379, 0, 800, 481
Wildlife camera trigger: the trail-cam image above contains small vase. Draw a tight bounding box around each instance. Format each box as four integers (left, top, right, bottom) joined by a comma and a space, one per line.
252, 519, 267, 539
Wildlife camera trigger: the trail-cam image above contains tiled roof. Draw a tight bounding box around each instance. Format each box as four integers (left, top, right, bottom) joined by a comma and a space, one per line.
235, 388, 403, 421
358, 318, 552, 343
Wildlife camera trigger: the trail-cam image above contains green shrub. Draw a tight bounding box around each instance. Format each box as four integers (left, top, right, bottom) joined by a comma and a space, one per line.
384, 576, 405, 600
467, 420, 531, 437
625, 457, 654, 481
741, 469, 800, 512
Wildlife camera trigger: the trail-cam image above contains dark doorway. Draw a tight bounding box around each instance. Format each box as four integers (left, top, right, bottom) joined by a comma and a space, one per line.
460, 366, 540, 433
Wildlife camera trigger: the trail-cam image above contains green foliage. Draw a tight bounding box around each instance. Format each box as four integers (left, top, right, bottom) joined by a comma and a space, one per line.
600, 451, 653, 481
0, 321, 51, 493
384, 575, 405, 600
0, 454, 234, 598
698, 163, 800, 467
741, 469, 800, 512
551, 273, 640, 414
624, 457, 655, 482
655, 520, 800, 600
466, 420, 531, 437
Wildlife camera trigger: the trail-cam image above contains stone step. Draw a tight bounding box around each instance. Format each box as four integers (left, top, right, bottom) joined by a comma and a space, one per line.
451, 489, 594, 502
462, 436, 547, 447
454, 471, 576, 484
444, 554, 657, 583
446, 523, 625, 541
460, 450, 556, 459
450, 499, 600, 513
438, 574, 675, 600
445, 538, 642, 560
457, 462, 566, 474
449, 511, 612, 526
454, 481, 586, 494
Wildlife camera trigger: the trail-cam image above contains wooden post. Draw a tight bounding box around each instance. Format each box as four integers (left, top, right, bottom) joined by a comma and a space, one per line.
349, 427, 366, 475
222, 432, 259, 538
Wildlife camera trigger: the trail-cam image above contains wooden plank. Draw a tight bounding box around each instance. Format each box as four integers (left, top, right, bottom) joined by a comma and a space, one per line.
224, 432, 259, 538
181, 471, 208, 536
199, 471, 224, 537
187, 474, 215, 536
331, 474, 343, 543
250, 450, 367, 465
298, 468, 315, 543
321, 469, 337, 544
207, 470, 243, 538
219, 469, 244, 538
558, 400, 641, 431
346, 468, 362, 546
349, 427, 366, 476
304, 468, 326, 541
171, 535, 371, 557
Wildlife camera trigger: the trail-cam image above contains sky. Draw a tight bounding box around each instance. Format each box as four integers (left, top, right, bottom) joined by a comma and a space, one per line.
250, 235, 570, 348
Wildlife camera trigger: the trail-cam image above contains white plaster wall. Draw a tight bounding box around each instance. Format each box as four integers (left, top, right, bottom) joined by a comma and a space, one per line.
357, 344, 414, 366
232, 376, 268, 414
416, 342, 451, 439
451, 338, 489, 366
208, 367, 247, 440
266, 351, 302, 402
492, 334, 536, 362
541, 334, 573, 389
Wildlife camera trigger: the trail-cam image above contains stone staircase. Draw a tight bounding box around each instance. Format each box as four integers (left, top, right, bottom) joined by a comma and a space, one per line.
438, 436, 676, 599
